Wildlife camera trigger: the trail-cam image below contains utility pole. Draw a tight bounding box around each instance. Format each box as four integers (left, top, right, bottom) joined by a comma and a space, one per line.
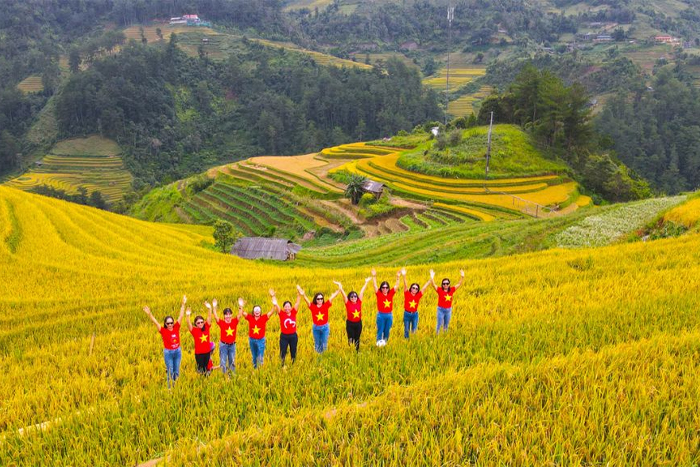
445, 5, 455, 126
485, 111, 493, 182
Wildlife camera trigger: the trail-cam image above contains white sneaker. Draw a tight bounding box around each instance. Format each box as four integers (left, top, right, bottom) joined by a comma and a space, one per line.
379, 339, 387, 347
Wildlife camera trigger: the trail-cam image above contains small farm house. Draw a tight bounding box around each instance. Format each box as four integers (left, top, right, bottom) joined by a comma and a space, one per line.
361, 179, 384, 199
231, 237, 302, 261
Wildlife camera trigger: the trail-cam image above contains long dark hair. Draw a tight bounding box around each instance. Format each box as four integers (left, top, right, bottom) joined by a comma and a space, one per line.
348, 291, 358, 300
282, 300, 292, 308
194, 315, 206, 330
163, 315, 174, 326
409, 283, 420, 293
313, 292, 325, 303
379, 281, 390, 293
441, 278, 451, 290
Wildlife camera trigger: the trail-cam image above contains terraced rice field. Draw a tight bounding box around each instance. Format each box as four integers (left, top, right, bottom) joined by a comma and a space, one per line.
122, 25, 216, 43
331, 144, 582, 219
248, 153, 342, 192
250, 39, 373, 70
16, 76, 43, 94
4, 136, 131, 203
447, 85, 493, 117
423, 67, 486, 90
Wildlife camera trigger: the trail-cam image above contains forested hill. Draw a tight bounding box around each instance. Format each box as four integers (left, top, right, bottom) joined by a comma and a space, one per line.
53, 39, 440, 186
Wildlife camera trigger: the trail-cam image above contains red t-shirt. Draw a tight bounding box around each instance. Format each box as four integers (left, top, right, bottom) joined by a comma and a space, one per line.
190, 323, 211, 354
309, 301, 332, 326
279, 309, 298, 335
376, 288, 396, 313
403, 290, 423, 313
246, 314, 270, 339
345, 299, 362, 322
159, 322, 181, 350
217, 318, 239, 344
437, 286, 456, 309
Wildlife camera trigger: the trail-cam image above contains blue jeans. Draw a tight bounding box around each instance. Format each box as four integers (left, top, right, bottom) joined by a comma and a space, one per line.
312, 324, 330, 353
249, 337, 266, 368
403, 311, 418, 338
376, 313, 393, 342
219, 342, 236, 374
436, 307, 452, 334
163, 348, 182, 387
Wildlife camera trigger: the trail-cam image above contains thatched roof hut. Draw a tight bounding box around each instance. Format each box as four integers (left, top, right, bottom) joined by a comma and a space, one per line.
231, 237, 302, 261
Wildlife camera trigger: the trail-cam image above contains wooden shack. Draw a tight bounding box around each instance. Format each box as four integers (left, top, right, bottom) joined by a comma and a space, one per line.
231, 237, 302, 261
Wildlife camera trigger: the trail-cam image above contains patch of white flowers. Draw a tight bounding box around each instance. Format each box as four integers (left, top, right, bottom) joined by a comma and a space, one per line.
556, 196, 686, 248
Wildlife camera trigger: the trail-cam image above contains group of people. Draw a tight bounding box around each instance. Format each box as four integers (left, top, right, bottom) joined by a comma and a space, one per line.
143, 268, 464, 385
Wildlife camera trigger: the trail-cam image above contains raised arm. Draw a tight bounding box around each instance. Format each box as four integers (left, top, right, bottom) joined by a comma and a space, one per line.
333, 280, 347, 303
421, 279, 432, 293
371, 268, 378, 293
143, 306, 161, 331
359, 277, 372, 300
206, 300, 212, 325
296, 285, 311, 307
176, 295, 187, 323
206, 299, 220, 323
236, 298, 244, 320
329, 285, 341, 302
185, 307, 193, 331
401, 267, 408, 291
267, 289, 279, 317
238, 297, 248, 318
294, 292, 301, 311
453, 269, 465, 291
393, 271, 401, 292
429, 269, 438, 291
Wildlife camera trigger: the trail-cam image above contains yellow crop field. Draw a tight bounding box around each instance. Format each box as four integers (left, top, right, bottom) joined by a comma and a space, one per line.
433, 202, 496, 221
664, 196, 700, 228
2, 185, 700, 465
250, 38, 373, 70
16, 76, 44, 93
423, 67, 486, 90
4, 136, 132, 203
248, 153, 342, 192
447, 85, 494, 117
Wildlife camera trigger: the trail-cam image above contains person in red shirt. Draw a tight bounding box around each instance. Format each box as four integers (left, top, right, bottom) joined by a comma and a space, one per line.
429, 268, 465, 334
401, 268, 432, 339
334, 277, 372, 351
297, 284, 341, 353
371, 268, 401, 346
272, 288, 301, 365
241, 295, 278, 369
186, 302, 213, 375
206, 298, 243, 377
143, 295, 186, 388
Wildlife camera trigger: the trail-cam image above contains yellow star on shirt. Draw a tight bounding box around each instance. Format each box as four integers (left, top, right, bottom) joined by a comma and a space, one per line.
408, 300, 417, 309
225, 328, 234, 336
199, 334, 208, 343
444, 295, 452, 302
352, 310, 360, 319
252, 325, 261, 335
383, 299, 391, 309
316, 312, 325, 321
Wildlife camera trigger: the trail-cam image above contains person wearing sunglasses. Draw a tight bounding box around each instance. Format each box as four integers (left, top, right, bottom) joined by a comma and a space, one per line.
206, 298, 243, 377
274, 288, 302, 365
371, 268, 401, 346
186, 300, 213, 375
429, 269, 465, 334
240, 295, 278, 369
297, 284, 341, 353
333, 277, 372, 351
143, 295, 186, 387
401, 268, 432, 339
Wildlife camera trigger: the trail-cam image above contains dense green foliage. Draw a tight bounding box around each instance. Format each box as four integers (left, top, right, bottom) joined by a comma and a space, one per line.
398, 124, 568, 179
596, 67, 700, 194
54, 39, 440, 186
478, 64, 650, 201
